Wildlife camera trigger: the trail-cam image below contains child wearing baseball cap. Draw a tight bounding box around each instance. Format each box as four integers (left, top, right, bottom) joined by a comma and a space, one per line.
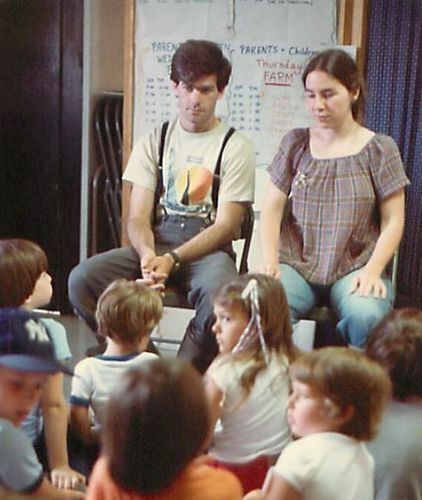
0, 238, 84, 489
0, 307, 84, 499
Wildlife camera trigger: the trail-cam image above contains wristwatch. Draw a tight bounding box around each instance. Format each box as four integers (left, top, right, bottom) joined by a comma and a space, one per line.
167, 250, 181, 270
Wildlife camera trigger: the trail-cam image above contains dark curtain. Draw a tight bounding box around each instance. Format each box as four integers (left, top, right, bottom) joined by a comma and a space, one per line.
0, 1, 83, 311
365, 0, 422, 308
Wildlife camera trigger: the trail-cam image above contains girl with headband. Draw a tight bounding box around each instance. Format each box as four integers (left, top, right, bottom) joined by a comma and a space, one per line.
204, 273, 297, 493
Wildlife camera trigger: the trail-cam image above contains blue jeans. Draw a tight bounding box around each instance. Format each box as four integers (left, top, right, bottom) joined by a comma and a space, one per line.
279, 264, 394, 348
68, 215, 238, 372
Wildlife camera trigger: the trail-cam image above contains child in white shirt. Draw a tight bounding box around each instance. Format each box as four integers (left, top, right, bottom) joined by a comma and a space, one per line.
205, 274, 296, 493
245, 347, 391, 500
69, 278, 163, 445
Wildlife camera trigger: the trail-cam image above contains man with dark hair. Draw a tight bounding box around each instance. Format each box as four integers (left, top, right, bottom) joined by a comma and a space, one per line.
170, 39, 232, 91
68, 39, 255, 373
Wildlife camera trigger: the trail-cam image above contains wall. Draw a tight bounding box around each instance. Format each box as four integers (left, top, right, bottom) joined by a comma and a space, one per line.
80, 0, 125, 259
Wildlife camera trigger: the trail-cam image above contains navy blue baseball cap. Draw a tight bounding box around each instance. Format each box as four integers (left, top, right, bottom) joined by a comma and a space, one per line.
0, 307, 73, 375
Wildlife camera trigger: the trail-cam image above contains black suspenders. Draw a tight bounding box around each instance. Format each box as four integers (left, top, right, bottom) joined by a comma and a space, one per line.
155, 120, 170, 217
155, 121, 235, 217
211, 126, 236, 209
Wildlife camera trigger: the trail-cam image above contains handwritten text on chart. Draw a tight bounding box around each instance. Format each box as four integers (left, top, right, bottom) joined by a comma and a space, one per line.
151, 41, 318, 56
256, 58, 303, 87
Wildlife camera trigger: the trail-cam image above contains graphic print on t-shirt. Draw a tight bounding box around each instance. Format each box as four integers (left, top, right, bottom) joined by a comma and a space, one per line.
164, 145, 214, 215
176, 166, 213, 205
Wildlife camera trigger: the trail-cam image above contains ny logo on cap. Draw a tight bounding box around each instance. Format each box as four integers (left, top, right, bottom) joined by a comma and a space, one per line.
25, 319, 50, 344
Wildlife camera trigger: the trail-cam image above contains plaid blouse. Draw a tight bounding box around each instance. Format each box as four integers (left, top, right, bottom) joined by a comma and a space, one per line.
267, 128, 410, 285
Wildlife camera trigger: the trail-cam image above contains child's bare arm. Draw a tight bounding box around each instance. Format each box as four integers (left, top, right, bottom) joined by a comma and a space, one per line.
203, 374, 224, 450
41, 373, 86, 489
69, 404, 99, 447
0, 478, 86, 500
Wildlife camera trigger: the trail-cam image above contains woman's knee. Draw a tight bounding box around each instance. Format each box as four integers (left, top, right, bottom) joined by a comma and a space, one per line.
336, 301, 391, 348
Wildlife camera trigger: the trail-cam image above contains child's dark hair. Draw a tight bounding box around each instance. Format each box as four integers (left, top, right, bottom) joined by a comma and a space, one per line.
95, 279, 163, 344
290, 347, 391, 441
102, 358, 210, 494
214, 273, 295, 398
171, 39, 231, 91
302, 48, 365, 119
366, 308, 422, 401
0, 239, 48, 307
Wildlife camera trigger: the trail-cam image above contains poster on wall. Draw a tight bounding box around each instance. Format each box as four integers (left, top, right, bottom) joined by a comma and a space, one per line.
134, 0, 339, 168
136, 0, 337, 44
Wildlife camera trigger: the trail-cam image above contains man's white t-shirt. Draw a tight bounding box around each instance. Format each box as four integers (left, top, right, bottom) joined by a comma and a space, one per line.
123, 119, 255, 218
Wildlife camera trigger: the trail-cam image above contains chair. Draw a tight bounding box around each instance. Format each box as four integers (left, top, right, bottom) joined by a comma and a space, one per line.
150, 204, 255, 350
91, 92, 124, 255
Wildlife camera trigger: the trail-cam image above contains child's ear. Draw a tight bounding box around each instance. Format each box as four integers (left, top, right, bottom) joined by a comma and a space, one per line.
337, 404, 354, 424
325, 401, 354, 422
23, 294, 33, 307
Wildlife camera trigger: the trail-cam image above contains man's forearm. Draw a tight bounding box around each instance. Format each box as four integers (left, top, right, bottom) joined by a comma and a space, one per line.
127, 216, 156, 258
172, 221, 234, 263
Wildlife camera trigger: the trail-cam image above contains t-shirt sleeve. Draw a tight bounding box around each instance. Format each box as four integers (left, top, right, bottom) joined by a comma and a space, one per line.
122, 126, 161, 192
0, 423, 43, 493
41, 318, 71, 360
272, 439, 316, 493
206, 356, 232, 393
369, 135, 410, 200
206, 357, 250, 414
69, 359, 92, 407
267, 128, 308, 195
218, 133, 255, 204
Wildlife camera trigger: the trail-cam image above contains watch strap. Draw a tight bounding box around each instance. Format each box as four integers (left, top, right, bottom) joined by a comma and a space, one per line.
168, 250, 181, 268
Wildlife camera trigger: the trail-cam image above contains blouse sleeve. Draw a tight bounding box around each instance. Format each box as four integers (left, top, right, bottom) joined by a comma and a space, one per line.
267, 128, 308, 195
368, 135, 410, 200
